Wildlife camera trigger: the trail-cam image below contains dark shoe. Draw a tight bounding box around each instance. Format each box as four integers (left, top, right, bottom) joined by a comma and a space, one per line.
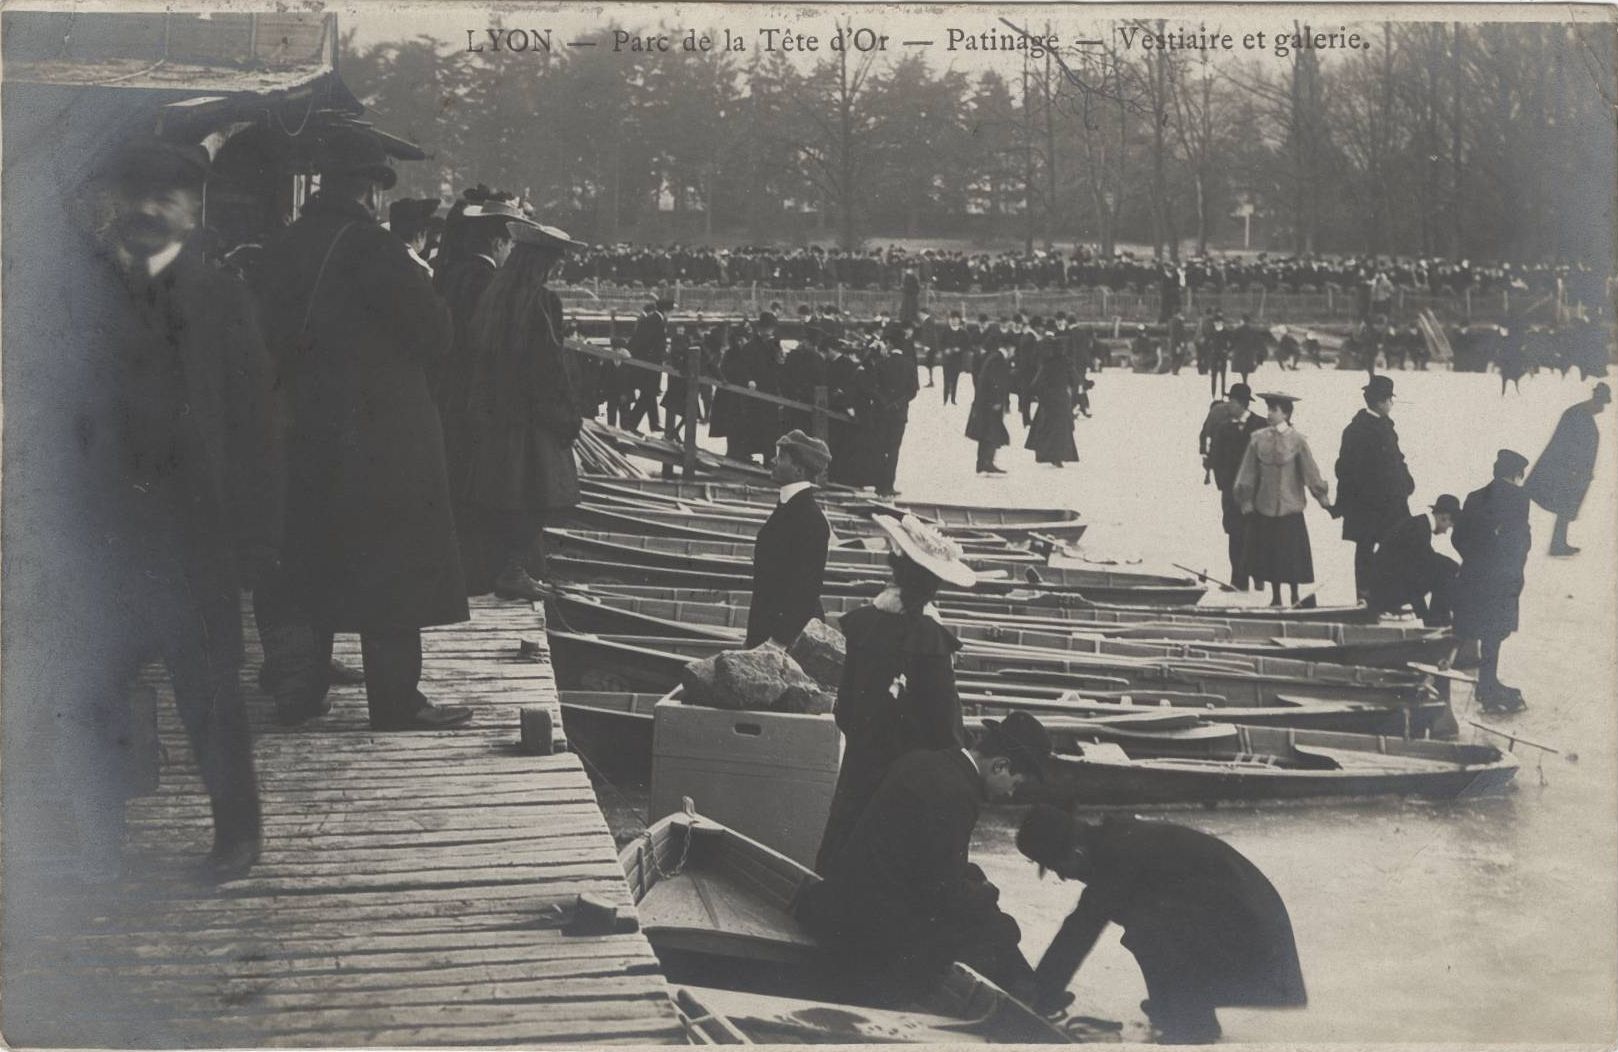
986, 465, 1008, 474
1549, 544, 1580, 557
371, 703, 474, 731
274, 694, 332, 726
328, 658, 365, 686
493, 566, 549, 601
205, 836, 261, 883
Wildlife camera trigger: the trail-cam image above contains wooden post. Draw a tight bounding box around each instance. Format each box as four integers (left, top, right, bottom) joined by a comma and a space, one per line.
682, 338, 701, 477
1465, 287, 1472, 320
811, 385, 829, 442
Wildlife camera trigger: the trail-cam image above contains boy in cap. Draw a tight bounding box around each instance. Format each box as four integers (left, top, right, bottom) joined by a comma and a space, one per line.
1369, 495, 1462, 625
1449, 450, 1533, 712
798, 712, 1053, 1007
745, 430, 832, 648
1016, 805, 1306, 1043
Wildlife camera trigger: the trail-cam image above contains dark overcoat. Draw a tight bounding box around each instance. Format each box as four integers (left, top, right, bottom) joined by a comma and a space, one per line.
1025, 356, 1080, 462
802, 749, 1027, 1001
966, 352, 1013, 447
433, 255, 496, 492
1525, 403, 1601, 519
256, 194, 468, 631
816, 604, 963, 869
1370, 512, 1457, 615
462, 284, 583, 516
744, 489, 830, 647
1211, 413, 1267, 534
781, 344, 828, 435
1335, 409, 1415, 543
1032, 817, 1306, 1011
1451, 479, 1531, 641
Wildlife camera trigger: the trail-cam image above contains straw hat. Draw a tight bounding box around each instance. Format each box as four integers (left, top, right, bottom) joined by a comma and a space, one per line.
873, 514, 977, 589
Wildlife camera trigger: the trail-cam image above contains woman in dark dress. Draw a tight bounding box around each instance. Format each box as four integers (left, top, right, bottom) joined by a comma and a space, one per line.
1025, 344, 1081, 467
1233, 393, 1332, 607
814, 514, 978, 872
462, 221, 587, 600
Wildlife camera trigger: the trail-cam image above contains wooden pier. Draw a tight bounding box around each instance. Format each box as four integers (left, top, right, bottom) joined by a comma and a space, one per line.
4, 597, 686, 1048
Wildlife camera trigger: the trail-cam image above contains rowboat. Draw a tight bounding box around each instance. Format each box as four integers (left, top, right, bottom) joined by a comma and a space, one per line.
576, 481, 1089, 545
546, 527, 1051, 570
543, 630, 1447, 735
1024, 723, 1519, 807
581, 474, 1090, 540
562, 688, 1257, 780
544, 540, 1209, 606
549, 587, 1451, 670
623, 808, 1074, 1043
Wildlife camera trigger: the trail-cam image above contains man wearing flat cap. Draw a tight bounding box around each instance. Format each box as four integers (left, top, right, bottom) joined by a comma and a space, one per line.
10, 137, 281, 880
797, 712, 1053, 1007
745, 431, 833, 648
1525, 383, 1611, 556
1450, 450, 1533, 712
1335, 374, 1415, 603
1368, 494, 1462, 626
255, 126, 473, 732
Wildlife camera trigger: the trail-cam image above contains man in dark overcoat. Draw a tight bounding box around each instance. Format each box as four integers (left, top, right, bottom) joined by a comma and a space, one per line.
1208, 384, 1267, 590
940, 311, 968, 405
1335, 374, 1415, 602
968, 343, 1014, 474
1015, 318, 1044, 426
1450, 450, 1533, 712
780, 332, 829, 436
1369, 494, 1460, 625
797, 714, 1053, 1006
871, 339, 919, 497
9, 140, 281, 880
1017, 806, 1306, 1044
1525, 383, 1611, 555
255, 128, 472, 731
622, 300, 668, 433
745, 431, 832, 647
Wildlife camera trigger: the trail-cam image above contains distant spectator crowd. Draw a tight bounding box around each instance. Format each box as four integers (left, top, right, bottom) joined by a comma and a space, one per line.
550, 243, 1608, 303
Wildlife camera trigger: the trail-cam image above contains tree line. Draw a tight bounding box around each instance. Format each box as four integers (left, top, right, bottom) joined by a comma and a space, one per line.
341, 19, 1615, 264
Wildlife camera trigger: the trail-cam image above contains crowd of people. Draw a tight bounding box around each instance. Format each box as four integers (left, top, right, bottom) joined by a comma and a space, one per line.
1197, 375, 1611, 712
539, 239, 1602, 302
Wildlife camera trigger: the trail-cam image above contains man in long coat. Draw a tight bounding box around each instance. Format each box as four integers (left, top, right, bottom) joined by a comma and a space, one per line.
871, 340, 919, 497
968, 343, 1014, 474
797, 714, 1053, 1007
1208, 384, 1267, 590
780, 334, 828, 437
1451, 450, 1533, 712
9, 139, 281, 880
1369, 495, 1460, 626
1017, 806, 1306, 1044
1525, 384, 1611, 555
1335, 374, 1415, 602
256, 128, 472, 731
745, 431, 832, 647
622, 300, 667, 433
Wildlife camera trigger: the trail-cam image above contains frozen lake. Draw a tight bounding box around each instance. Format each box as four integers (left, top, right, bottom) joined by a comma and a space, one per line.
883, 361, 1618, 1044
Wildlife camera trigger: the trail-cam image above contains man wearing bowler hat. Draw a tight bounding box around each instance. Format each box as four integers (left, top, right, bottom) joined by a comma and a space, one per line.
1449, 450, 1533, 713
796, 712, 1054, 1006
1335, 373, 1415, 602
1207, 383, 1267, 590
1369, 494, 1462, 626
256, 126, 473, 731
745, 430, 833, 648
387, 197, 440, 272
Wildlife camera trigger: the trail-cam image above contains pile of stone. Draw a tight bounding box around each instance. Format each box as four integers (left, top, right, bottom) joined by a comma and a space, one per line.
680, 619, 847, 714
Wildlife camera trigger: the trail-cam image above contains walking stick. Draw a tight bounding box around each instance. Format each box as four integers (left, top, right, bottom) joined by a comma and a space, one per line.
1171, 563, 1238, 592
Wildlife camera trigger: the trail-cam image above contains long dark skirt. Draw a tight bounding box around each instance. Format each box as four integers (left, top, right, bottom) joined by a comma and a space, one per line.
1025, 396, 1078, 463
1242, 512, 1315, 586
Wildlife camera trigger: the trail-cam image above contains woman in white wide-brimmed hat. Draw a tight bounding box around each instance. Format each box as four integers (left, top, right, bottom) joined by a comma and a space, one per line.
814, 513, 978, 871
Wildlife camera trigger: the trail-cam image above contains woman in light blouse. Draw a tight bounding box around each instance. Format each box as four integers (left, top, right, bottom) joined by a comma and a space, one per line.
1233, 393, 1333, 607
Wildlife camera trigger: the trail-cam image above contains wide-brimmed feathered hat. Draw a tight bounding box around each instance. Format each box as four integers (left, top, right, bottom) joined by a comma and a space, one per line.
873, 514, 977, 589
